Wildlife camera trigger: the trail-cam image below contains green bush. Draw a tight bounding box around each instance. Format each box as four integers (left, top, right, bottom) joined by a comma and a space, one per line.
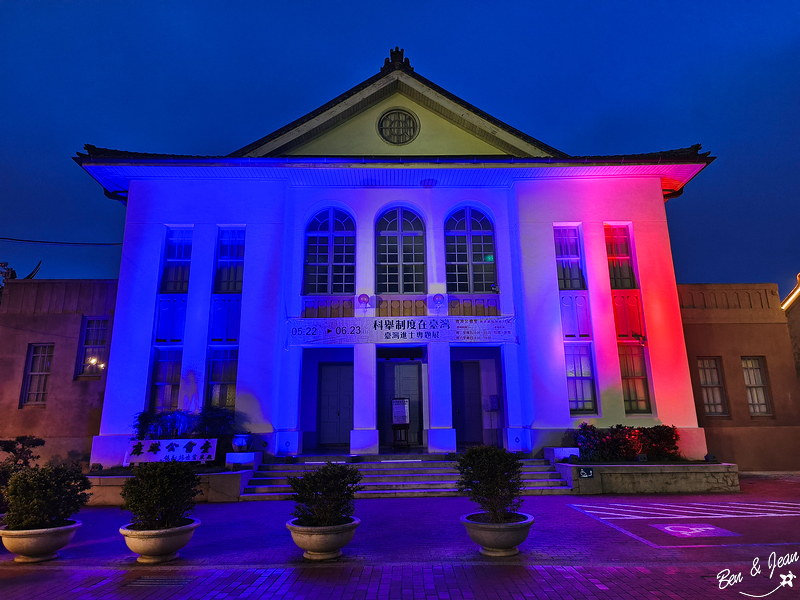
456, 445, 523, 523
0, 435, 45, 513
288, 462, 363, 526
120, 461, 201, 530
3, 464, 91, 530
132, 406, 243, 440
574, 422, 682, 461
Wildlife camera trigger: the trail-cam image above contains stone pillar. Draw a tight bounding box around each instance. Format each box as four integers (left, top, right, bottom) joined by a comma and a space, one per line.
501, 343, 531, 452
583, 221, 626, 424
351, 343, 379, 454
178, 224, 217, 413
426, 342, 456, 452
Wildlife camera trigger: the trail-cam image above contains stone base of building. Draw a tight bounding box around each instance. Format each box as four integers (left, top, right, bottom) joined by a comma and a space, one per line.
556, 462, 739, 494
704, 426, 800, 471
89, 434, 134, 468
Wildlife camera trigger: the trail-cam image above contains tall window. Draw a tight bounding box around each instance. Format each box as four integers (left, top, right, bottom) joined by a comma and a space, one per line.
215, 229, 245, 293
305, 209, 356, 295
554, 227, 585, 290
445, 208, 496, 293
697, 357, 727, 415
77, 318, 109, 376
161, 228, 193, 293
619, 344, 650, 413
151, 349, 182, 413
605, 225, 636, 289
208, 348, 238, 409
565, 345, 596, 413
376, 207, 425, 294
742, 357, 770, 415
21, 344, 54, 406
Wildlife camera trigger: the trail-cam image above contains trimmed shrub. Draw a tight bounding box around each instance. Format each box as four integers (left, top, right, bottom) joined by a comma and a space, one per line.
288, 462, 363, 526
0, 435, 45, 513
574, 422, 682, 461
120, 461, 201, 530
3, 464, 91, 530
456, 445, 523, 523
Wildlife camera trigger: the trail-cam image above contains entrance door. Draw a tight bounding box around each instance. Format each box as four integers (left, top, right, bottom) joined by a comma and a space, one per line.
318, 363, 353, 445
378, 362, 423, 446
452, 361, 483, 445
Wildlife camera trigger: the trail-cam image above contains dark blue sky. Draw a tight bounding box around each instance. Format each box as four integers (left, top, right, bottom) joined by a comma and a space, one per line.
1, 2, 798, 295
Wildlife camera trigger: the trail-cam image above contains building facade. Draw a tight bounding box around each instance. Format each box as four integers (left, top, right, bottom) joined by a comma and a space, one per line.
679, 283, 800, 470
73, 51, 714, 466
0, 279, 116, 463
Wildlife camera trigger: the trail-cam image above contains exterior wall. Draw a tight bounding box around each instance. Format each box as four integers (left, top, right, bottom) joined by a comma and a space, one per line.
785, 291, 800, 377
0, 279, 116, 463
680, 283, 800, 470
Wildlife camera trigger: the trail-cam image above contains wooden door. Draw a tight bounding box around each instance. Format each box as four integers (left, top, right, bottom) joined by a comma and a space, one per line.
318, 363, 353, 445
452, 361, 483, 444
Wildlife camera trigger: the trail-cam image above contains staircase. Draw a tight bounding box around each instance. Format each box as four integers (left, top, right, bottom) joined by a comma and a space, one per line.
240, 454, 571, 500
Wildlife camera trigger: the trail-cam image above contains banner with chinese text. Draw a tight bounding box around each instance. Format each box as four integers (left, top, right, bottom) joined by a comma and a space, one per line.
287, 316, 516, 345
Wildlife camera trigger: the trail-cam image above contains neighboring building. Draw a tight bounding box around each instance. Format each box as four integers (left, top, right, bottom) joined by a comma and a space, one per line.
680, 283, 800, 470
68, 50, 713, 467
782, 274, 800, 378
0, 279, 116, 463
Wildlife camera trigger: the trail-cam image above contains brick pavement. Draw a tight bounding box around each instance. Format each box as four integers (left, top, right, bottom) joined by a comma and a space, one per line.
2, 473, 800, 599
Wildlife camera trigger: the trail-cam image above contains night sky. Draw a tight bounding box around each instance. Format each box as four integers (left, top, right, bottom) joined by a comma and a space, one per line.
1, 2, 798, 295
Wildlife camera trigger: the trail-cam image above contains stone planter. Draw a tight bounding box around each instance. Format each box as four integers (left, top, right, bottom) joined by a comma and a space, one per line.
231, 434, 250, 452
119, 518, 200, 564
460, 512, 534, 556
285, 517, 360, 560
0, 520, 82, 563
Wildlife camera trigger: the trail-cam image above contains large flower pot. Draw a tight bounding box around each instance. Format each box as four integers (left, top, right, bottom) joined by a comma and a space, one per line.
119, 518, 200, 564
460, 512, 534, 556
285, 517, 360, 560
231, 434, 250, 452
0, 520, 82, 563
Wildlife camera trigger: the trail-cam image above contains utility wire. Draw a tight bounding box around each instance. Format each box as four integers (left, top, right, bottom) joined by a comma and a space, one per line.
0, 237, 121, 246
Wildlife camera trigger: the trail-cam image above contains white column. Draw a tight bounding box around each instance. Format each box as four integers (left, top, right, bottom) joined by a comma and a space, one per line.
500, 343, 531, 452
583, 221, 626, 424
178, 224, 217, 413
426, 342, 456, 452
351, 343, 379, 454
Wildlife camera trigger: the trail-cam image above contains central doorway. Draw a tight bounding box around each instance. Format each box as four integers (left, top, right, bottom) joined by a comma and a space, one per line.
318, 363, 354, 446
451, 361, 483, 445
377, 359, 423, 447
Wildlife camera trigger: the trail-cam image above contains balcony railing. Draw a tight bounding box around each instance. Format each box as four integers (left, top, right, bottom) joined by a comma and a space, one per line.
301, 297, 355, 318
447, 295, 499, 316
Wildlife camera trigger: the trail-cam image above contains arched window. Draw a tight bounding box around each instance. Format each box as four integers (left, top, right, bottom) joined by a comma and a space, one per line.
376, 207, 426, 294
445, 207, 496, 293
304, 208, 356, 295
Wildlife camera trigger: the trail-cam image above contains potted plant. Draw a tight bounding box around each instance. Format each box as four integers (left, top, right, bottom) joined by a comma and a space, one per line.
456, 445, 534, 556
285, 462, 363, 560
0, 464, 91, 562
119, 461, 202, 564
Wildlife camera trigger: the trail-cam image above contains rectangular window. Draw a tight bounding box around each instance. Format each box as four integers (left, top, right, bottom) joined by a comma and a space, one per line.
619, 344, 650, 413
742, 357, 770, 415
554, 227, 585, 290
697, 357, 727, 415
565, 344, 596, 413
215, 229, 245, 293
161, 228, 192, 293
76, 318, 109, 377
21, 344, 54, 406
207, 348, 238, 409
605, 225, 636, 289
150, 349, 182, 413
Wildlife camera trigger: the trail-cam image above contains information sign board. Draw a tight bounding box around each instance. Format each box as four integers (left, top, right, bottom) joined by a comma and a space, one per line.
392, 399, 410, 425
124, 438, 217, 466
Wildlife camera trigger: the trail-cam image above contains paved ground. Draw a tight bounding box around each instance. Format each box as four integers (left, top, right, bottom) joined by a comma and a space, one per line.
2, 473, 800, 599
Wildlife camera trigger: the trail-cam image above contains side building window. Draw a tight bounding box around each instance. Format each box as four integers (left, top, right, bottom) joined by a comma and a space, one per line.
215, 229, 245, 293
742, 357, 771, 415
619, 344, 650, 413
76, 318, 109, 376
376, 207, 425, 294
304, 209, 355, 295
697, 357, 727, 415
21, 344, 54, 406
554, 226, 585, 290
445, 207, 496, 293
151, 349, 182, 413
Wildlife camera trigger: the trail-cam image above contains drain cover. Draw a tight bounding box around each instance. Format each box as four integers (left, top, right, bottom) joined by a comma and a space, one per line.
128, 577, 194, 587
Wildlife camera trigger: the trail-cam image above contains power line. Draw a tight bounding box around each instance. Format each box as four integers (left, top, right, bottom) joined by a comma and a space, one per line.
0, 237, 122, 246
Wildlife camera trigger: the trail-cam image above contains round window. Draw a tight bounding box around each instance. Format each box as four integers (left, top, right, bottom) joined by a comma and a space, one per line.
377, 109, 419, 145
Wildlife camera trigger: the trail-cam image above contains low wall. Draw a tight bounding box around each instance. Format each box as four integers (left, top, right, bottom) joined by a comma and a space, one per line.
555, 463, 739, 494
87, 470, 252, 506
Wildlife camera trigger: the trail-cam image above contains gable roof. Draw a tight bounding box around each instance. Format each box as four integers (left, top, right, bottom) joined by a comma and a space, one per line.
229, 47, 569, 159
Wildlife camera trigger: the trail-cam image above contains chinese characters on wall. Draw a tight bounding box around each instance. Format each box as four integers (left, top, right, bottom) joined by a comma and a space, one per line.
124, 438, 218, 466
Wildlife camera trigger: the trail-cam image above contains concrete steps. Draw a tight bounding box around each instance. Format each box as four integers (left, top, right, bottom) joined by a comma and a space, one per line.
240, 455, 572, 500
